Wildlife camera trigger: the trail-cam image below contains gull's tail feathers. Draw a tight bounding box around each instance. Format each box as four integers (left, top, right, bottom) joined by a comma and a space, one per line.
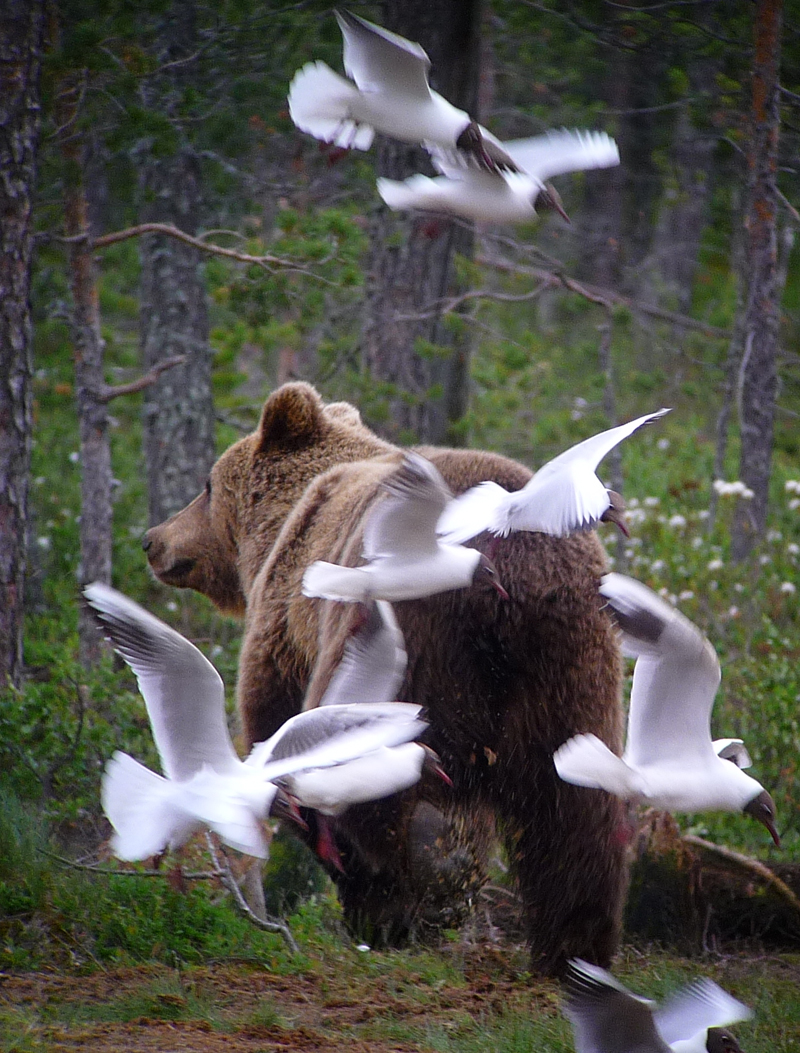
102, 751, 194, 862
302, 561, 370, 602
178, 769, 272, 859
288, 61, 373, 150
377, 174, 440, 212
553, 733, 645, 797
436, 480, 511, 544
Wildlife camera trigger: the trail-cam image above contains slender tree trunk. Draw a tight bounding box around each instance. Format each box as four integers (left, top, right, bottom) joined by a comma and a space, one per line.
138, 0, 215, 526
731, 0, 783, 560
361, 0, 481, 444
59, 85, 111, 665
139, 149, 215, 525
0, 0, 46, 688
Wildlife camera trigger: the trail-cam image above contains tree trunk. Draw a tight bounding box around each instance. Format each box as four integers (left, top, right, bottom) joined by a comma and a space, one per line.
138, 0, 215, 527
361, 0, 481, 444
59, 86, 112, 666
731, 0, 783, 561
139, 150, 215, 525
0, 0, 46, 688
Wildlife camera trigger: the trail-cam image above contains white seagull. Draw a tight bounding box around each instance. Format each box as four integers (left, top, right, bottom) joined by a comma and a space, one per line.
564, 958, 751, 1053
437, 410, 669, 546
377, 128, 620, 225
85, 584, 428, 861
303, 452, 508, 603
553, 574, 780, 845
288, 9, 518, 173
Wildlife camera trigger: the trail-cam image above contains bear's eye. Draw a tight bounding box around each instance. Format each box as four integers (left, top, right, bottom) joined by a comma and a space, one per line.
205, 479, 212, 498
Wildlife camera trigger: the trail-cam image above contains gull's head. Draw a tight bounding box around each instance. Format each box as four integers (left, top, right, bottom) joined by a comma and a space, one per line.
536, 183, 570, 223
742, 787, 780, 847
473, 554, 509, 600
600, 491, 629, 537
706, 1027, 744, 1053
270, 788, 308, 831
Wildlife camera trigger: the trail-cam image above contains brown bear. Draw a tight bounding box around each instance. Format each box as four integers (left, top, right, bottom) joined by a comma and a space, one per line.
143, 381, 627, 974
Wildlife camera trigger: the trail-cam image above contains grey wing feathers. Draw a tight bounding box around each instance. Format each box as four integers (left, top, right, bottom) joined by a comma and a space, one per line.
364, 453, 451, 559
335, 9, 431, 97
320, 600, 407, 706
263, 703, 424, 761
653, 979, 752, 1046
564, 960, 669, 1053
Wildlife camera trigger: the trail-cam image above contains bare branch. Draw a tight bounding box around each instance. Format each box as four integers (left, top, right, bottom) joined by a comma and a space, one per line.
683, 834, 800, 918
476, 255, 733, 339
100, 355, 187, 402
393, 282, 549, 322
50, 223, 338, 285
204, 834, 298, 953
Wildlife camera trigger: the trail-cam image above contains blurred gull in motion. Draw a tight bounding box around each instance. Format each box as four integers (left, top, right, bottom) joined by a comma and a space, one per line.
564, 958, 751, 1053
553, 573, 780, 846
303, 452, 508, 603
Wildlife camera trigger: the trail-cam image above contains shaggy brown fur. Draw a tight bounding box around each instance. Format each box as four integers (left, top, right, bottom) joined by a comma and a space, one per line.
144, 383, 628, 974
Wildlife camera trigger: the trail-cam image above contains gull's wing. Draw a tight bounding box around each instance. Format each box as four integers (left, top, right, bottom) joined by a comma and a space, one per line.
600, 574, 722, 769
536, 409, 670, 480
428, 142, 519, 179
335, 9, 432, 98
503, 129, 620, 182
84, 583, 241, 781
714, 739, 753, 769
563, 959, 668, 1053
436, 481, 513, 543
319, 601, 407, 707
363, 453, 451, 560
506, 460, 612, 536
654, 979, 752, 1046
246, 702, 427, 781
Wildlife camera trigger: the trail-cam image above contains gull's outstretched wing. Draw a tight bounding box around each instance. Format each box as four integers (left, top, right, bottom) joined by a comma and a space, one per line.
335, 9, 431, 98
363, 453, 452, 560
503, 129, 620, 182
320, 601, 407, 707
84, 583, 240, 781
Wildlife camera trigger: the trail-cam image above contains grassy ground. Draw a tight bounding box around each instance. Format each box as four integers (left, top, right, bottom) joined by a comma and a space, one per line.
1, 885, 799, 1053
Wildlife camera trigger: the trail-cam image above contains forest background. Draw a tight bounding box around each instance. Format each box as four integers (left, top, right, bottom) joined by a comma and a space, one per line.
1, 1, 800, 1042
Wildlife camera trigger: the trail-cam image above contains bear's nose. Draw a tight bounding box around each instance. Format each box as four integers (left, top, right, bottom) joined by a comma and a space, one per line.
141, 536, 152, 552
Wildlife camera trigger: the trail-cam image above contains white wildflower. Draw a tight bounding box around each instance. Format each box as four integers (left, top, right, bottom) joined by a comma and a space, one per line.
627, 508, 647, 525
211, 644, 225, 658
709, 580, 718, 590
780, 581, 796, 595
650, 559, 666, 572
697, 509, 710, 520
679, 590, 694, 601
628, 497, 640, 509
734, 582, 744, 593
669, 514, 687, 528
644, 496, 660, 507
691, 536, 704, 549
790, 498, 800, 511
741, 487, 754, 501
657, 438, 670, 451
34, 476, 46, 486
728, 606, 739, 618
767, 530, 782, 543
68, 451, 80, 464
166, 601, 178, 612
759, 555, 771, 566
36, 536, 51, 550
707, 559, 724, 571
788, 543, 800, 556
785, 480, 800, 493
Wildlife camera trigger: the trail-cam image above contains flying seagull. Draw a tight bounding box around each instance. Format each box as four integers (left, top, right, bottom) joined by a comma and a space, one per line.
437, 409, 669, 545
288, 9, 519, 173
317, 599, 407, 708
85, 583, 428, 860
553, 573, 780, 846
377, 128, 620, 225
303, 452, 508, 603
564, 958, 751, 1053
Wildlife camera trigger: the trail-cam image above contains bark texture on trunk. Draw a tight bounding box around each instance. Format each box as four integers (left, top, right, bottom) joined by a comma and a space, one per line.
60, 86, 112, 665
138, 0, 215, 527
731, 0, 783, 561
361, 0, 481, 444
0, 0, 46, 688
139, 149, 214, 526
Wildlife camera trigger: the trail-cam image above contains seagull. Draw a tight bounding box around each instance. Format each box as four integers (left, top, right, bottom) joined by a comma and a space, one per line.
288, 9, 519, 173
564, 958, 751, 1053
377, 128, 620, 225
553, 574, 780, 846
85, 583, 429, 860
437, 410, 669, 546
302, 452, 508, 603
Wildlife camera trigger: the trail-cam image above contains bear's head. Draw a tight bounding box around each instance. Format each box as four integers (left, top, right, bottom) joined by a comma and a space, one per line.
142, 382, 391, 614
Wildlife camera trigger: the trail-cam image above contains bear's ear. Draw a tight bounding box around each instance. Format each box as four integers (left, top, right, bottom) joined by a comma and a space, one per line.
324, 401, 363, 428
256, 383, 327, 451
